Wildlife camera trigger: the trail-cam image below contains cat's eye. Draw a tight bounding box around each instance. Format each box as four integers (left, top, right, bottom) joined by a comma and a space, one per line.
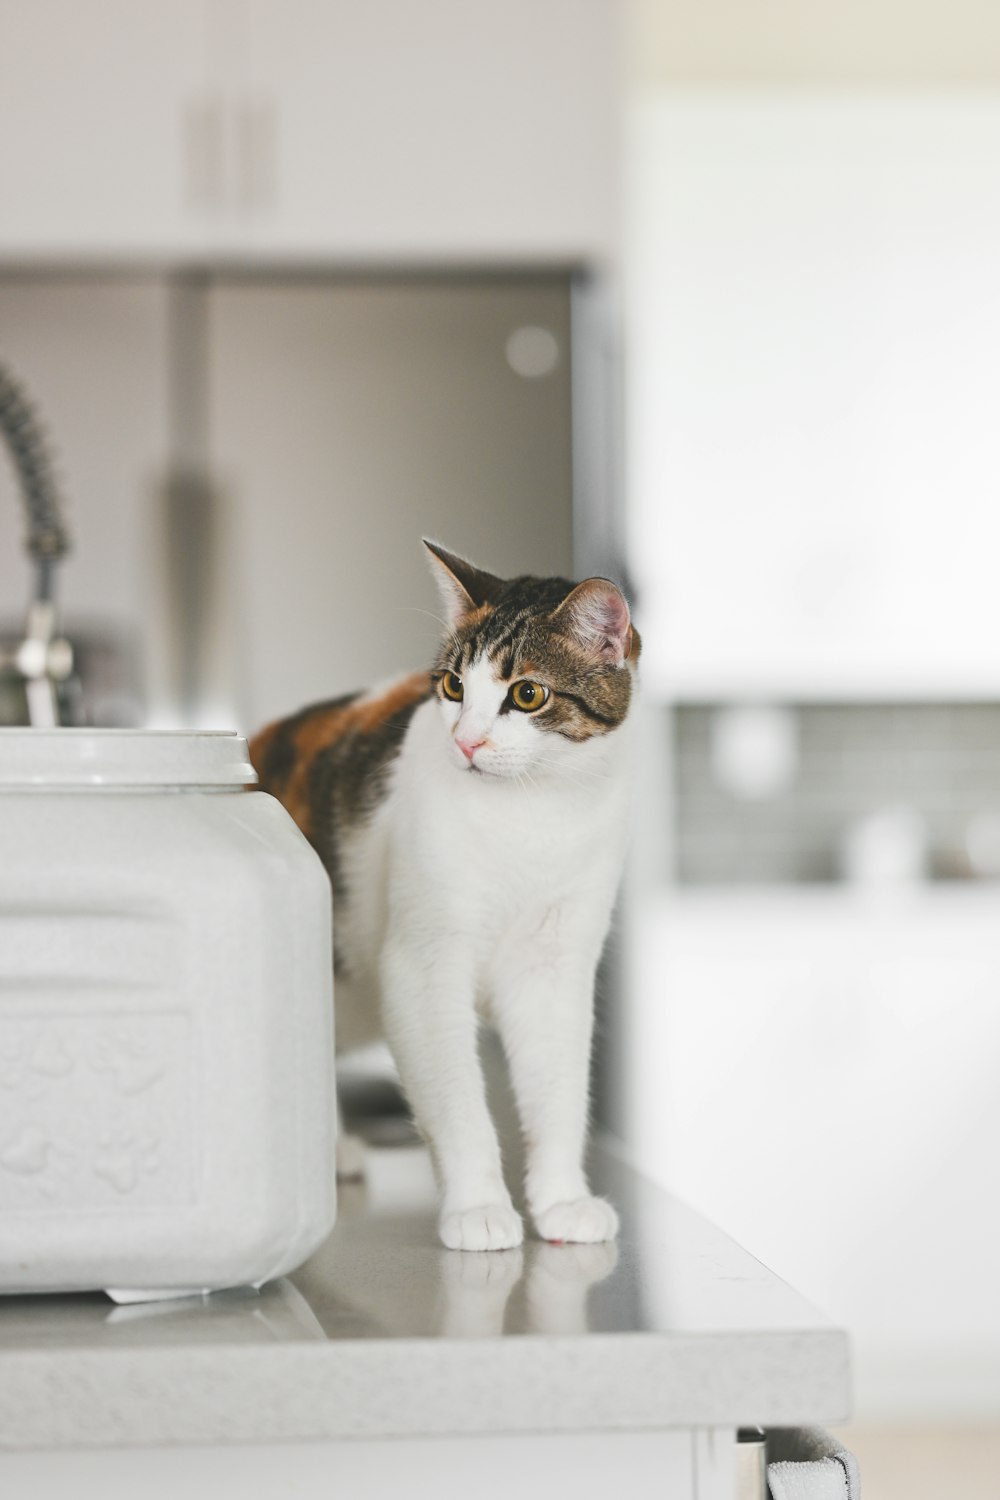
441, 671, 464, 702
509, 679, 549, 712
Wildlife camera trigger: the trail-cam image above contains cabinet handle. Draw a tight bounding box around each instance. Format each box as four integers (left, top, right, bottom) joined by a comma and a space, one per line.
183, 97, 226, 214
236, 96, 276, 217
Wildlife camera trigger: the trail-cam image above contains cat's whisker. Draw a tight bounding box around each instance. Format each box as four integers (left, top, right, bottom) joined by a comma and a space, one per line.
396, 607, 466, 671
397, 605, 455, 635
532, 753, 611, 788
541, 746, 613, 775
554, 768, 611, 792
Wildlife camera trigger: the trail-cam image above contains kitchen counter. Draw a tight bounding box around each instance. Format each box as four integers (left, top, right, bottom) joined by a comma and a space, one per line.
0, 1138, 849, 1453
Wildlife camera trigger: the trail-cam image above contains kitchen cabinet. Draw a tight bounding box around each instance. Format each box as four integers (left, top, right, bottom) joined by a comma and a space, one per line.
0, 0, 617, 263
627, 94, 1000, 700
240, 0, 617, 262
0, 0, 207, 254
0, 1139, 850, 1497
626, 885, 1000, 1419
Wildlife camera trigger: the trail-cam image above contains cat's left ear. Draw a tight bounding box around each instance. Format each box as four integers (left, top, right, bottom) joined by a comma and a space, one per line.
553, 578, 634, 666
423, 540, 503, 628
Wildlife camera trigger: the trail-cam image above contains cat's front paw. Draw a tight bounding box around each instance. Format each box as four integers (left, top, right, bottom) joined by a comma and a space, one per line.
439, 1203, 524, 1252
534, 1196, 619, 1245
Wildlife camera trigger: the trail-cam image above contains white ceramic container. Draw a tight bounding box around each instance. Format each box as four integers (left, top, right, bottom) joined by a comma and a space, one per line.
0, 729, 336, 1301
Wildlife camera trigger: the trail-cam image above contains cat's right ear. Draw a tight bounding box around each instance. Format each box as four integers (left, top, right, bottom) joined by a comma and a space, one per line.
422, 540, 502, 628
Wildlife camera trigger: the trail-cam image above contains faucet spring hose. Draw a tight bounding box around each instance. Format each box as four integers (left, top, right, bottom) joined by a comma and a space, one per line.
0, 362, 71, 603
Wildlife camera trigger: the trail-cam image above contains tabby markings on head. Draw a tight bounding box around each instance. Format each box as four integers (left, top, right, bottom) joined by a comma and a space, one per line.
248, 543, 638, 878
424, 543, 640, 745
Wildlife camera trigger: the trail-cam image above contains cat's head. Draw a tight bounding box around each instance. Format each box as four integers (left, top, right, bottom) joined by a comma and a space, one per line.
424, 540, 640, 781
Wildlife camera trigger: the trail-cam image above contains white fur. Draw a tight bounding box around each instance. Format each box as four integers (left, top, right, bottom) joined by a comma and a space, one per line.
335, 660, 636, 1250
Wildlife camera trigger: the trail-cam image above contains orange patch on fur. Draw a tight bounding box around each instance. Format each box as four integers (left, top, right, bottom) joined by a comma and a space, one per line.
251, 672, 431, 841
281, 710, 348, 837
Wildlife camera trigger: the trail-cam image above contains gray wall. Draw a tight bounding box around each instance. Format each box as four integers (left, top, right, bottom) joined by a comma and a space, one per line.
205, 276, 572, 730
0, 272, 574, 733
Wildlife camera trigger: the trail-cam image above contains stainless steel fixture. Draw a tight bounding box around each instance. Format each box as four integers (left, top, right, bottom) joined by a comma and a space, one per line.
0, 363, 74, 726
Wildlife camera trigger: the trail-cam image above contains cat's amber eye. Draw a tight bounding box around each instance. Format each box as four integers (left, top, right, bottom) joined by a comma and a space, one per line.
441, 671, 464, 702
509, 679, 549, 713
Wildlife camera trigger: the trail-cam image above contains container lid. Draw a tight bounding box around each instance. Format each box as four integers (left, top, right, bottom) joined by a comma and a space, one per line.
0, 729, 258, 788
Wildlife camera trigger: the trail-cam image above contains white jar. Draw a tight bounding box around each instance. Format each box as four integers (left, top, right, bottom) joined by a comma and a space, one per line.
0, 729, 336, 1302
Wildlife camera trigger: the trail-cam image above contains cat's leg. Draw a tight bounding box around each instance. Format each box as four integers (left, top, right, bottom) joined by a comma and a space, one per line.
492, 926, 619, 1245
380, 935, 522, 1251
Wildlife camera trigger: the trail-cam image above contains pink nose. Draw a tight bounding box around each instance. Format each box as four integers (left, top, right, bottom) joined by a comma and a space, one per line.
457, 736, 485, 761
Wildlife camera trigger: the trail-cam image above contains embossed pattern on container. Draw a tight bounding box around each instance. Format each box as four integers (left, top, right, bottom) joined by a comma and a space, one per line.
0, 1011, 194, 1212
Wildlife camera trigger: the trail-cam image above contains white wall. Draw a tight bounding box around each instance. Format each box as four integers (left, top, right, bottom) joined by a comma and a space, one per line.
627, 0, 1000, 86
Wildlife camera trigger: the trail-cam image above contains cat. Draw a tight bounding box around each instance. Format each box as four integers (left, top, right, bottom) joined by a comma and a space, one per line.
249, 541, 640, 1251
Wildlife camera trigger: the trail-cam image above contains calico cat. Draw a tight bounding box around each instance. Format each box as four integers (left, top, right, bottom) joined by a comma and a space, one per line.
249, 541, 640, 1251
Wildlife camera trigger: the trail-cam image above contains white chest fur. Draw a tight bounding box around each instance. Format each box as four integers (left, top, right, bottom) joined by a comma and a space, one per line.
333, 696, 633, 1046
391, 700, 630, 935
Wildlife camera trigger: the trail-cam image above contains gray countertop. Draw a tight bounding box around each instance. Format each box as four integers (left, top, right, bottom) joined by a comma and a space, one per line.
0, 1139, 849, 1450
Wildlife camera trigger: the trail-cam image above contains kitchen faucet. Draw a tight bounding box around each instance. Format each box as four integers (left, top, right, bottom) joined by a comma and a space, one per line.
0, 362, 73, 726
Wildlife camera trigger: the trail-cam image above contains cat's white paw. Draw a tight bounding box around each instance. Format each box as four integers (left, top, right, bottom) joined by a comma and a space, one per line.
534, 1196, 619, 1245
439, 1203, 524, 1252
336, 1131, 367, 1181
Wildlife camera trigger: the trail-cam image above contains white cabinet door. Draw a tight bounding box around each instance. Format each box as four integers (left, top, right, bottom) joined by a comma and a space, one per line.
0, 0, 207, 254
629, 888, 1000, 1417
0, 1431, 727, 1500
628, 95, 1000, 700
242, 0, 618, 261
0, 0, 618, 262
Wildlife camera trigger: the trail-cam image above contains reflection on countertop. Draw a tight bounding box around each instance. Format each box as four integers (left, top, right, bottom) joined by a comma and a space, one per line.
0, 1136, 850, 1450
293, 1145, 623, 1343
0, 1130, 845, 1351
